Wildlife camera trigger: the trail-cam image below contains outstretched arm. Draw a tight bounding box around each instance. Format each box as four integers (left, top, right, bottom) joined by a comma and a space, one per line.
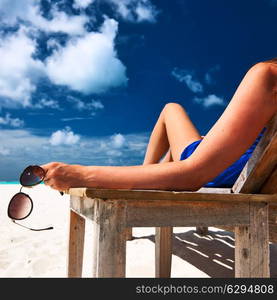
42, 160, 200, 191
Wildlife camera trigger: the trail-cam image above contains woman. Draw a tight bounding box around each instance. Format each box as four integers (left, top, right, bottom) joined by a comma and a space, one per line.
42, 58, 277, 192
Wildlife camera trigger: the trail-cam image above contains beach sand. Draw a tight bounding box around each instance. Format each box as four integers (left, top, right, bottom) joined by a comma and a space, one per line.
0, 184, 276, 278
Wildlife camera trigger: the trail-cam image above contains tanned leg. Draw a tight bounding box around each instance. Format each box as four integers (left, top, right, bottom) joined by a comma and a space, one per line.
143, 103, 201, 164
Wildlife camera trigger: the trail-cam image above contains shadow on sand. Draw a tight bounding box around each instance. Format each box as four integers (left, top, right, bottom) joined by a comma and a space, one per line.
133, 228, 277, 278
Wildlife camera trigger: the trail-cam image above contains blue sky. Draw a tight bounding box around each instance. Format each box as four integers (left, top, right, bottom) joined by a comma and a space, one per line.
0, 0, 276, 181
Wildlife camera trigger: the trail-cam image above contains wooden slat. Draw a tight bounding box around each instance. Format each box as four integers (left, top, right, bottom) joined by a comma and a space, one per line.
126, 200, 250, 227
216, 211, 277, 243
68, 188, 277, 204
67, 187, 231, 196
196, 226, 209, 235
260, 167, 277, 243
235, 225, 250, 277
155, 227, 172, 278
67, 210, 85, 278
269, 223, 277, 243
125, 227, 133, 241
260, 166, 277, 194
235, 202, 269, 278
70, 195, 95, 220
233, 114, 277, 194
248, 202, 269, 277
197, 187, 232, 193
94, 199, 127, 278
92, 199, 100, 277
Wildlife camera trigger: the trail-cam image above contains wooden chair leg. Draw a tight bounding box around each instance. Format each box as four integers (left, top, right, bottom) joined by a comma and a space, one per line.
196, 226, 209, 235
94, 199, 127, 277
67, 209, 85, 277
235, 202, 269, 277
155, 227, 173, 278
125, 227, 133, 241
92, 218, 99, 277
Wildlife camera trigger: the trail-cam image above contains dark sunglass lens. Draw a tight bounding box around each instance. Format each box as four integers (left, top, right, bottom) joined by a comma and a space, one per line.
20, 165, 45, 186
8, 193, 33, 220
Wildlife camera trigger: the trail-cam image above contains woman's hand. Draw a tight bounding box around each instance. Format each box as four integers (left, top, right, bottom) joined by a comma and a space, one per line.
41, 162, 87, 191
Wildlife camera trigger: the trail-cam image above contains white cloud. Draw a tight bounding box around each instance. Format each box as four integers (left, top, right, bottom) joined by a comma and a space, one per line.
0, 113, 24, 128
34, 99, 61, 110
45, 18, 128, 94
66, 96, 104, 117
111, 133, 126, 148
61, 117, 94, 121
0, 1, 159, 109
194, 94, 225, 108
67, 96, 86, 110
135, 2, 157, 22
67, 96, 104, 112
31, 7, 89, 35
89, 100, 104, 110
73, 0, 95, 9
114, 1, 131, 20
0, 18, 127, 107
49, 126, 80, 146
171, 68, 203, 93
0, 0, 88, 35
0, 27, 44, 108
108, 0, 158, 23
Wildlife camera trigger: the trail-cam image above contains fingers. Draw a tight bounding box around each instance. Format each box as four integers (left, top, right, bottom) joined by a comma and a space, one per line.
41, 164, 51, 178
41, 162, 60, 181
42, 164, 55, 184
43, 174, 56, 186
40, 162, 61, 173
40, 162, 52, 171
43, 177, 51, 186
40, 162, 69, 192
42, 171, 50, 183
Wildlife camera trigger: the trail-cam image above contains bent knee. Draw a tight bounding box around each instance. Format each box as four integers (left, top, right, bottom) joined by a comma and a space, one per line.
163, 102, 187, 114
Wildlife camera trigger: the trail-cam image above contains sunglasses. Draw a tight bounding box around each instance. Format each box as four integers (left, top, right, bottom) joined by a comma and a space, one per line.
8, 165, 54, 231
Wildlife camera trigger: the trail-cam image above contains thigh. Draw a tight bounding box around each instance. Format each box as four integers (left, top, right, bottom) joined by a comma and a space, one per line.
163, 103, 201, 161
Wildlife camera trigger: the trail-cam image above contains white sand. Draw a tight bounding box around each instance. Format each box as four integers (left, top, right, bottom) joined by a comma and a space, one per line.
0, 184, 276, 278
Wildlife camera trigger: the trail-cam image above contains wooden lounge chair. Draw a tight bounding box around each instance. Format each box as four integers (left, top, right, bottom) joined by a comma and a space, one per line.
66, 114, 277, 278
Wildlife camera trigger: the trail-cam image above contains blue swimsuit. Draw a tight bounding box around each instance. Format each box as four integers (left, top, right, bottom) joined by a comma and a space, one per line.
180, 128, 266, 188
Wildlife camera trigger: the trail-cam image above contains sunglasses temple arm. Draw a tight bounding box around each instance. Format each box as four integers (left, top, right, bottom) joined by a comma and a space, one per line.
12, 220, 54, 231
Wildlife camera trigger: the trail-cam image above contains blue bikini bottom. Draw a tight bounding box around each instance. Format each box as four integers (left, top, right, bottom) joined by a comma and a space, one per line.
180, 128, 266, 188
